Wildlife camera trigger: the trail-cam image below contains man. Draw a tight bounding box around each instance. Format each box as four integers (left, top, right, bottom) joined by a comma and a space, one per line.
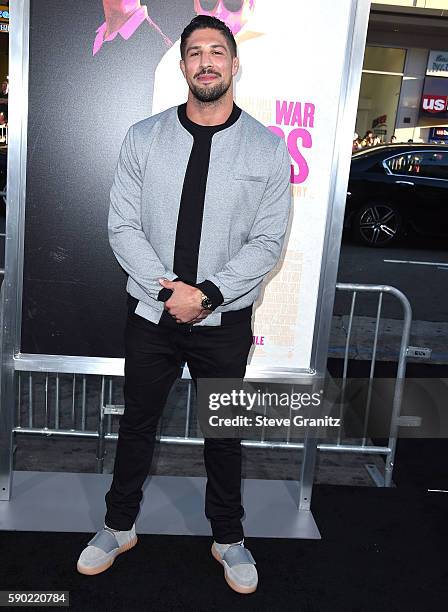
93, 0, 171, 56
77, 15, 291, 595
361, 130, 375, 147
352, 133, 361, 153
152, 0, 261, 114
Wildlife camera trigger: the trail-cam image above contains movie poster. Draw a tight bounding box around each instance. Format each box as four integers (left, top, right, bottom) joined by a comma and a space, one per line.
23, 0, 355, 371
23, 0, 193, 356
154, 0, 356, 370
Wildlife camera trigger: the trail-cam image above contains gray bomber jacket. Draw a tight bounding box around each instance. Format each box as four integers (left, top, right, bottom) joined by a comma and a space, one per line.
108, 105, 292, 326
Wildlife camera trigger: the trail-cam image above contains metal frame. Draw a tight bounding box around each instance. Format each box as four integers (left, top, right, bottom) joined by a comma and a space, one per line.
335, 282, 412, 487
1, 0, 372, 507
0, 0, 29, 501
12, 281, 413, 488
310, 0, 371, 374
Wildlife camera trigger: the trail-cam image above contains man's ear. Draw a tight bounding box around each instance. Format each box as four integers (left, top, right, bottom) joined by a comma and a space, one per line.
180, 59, 186, 79
232, 56, 240, 77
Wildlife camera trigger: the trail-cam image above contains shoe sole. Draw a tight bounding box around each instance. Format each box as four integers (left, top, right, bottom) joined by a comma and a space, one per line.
211, 543, 257, 594
77, 535, 138, 576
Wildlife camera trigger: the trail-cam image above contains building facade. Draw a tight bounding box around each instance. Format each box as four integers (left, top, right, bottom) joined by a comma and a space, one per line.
357, 0, 448, 143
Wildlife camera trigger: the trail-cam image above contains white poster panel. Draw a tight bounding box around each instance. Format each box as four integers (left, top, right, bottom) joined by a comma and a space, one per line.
153, 0, 355, 371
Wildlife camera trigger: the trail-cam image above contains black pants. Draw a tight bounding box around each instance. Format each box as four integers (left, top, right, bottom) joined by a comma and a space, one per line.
105, 305, 253, 543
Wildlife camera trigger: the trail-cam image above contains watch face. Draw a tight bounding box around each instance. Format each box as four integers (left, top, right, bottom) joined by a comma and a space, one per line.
202, 296, 213, 310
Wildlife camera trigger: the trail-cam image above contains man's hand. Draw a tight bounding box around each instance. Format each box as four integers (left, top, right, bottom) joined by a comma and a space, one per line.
159, 279, 211, 324
185, 309, 212, 324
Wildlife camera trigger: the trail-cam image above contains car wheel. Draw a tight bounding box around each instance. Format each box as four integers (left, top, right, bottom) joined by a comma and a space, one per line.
352, 201, 402, 247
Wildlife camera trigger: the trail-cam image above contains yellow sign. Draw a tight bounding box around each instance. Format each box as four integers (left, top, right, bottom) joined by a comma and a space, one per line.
0, 5, 8, 32
0, 6, 9, 23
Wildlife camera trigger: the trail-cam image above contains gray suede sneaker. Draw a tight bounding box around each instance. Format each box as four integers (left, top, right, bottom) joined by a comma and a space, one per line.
211, 539, 258, 594
77, 524, 137, 575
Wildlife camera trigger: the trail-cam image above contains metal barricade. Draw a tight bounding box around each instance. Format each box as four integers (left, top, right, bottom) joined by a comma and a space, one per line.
0, 186, 5, 274
12, 283, 414, 487
333, 283, 413, 486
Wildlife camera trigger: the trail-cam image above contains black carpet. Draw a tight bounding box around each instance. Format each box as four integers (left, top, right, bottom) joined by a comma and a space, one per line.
1, 485, 447, 611
328, 358, 448, 491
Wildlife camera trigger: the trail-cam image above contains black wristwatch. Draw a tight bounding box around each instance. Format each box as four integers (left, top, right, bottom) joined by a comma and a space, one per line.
200, 292, 213, 310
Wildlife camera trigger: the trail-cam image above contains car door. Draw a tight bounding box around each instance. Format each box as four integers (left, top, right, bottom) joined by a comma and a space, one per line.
383, 150, 448, 236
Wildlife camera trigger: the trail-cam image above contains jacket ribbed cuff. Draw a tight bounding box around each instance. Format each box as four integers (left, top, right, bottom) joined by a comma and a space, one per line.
157, 278, 180, 302
195, 280, 224, 310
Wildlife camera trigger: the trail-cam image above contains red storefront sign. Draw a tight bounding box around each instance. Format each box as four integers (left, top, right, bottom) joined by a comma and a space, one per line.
421, 94, 448, 113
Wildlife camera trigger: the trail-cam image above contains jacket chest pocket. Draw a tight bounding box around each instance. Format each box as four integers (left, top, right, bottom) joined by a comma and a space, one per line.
203, 172, 269, 234
232, 173, 269, 211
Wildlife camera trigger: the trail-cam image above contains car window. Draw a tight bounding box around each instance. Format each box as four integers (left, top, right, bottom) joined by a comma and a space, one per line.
419, 152, 448, 179
385, 151, 448, 180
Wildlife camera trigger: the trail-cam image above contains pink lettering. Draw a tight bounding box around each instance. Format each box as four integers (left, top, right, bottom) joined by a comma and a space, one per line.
276, 100, 295, 126
288, 129, 312, 184
269, 125, 284, 139
270, 101, 316, 185
276, 100, 316, 128
291, 102, 303, 127
304, 103, 315, 129
268, 126, 312, 184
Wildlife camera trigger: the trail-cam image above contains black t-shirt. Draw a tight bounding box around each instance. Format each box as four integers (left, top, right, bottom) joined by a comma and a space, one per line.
158, 102, 242, 329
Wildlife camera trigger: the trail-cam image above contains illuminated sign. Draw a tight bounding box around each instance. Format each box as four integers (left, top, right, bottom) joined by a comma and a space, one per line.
420, 76, 448, 118
422, 94, 448, 113
372, 114, 387, 129
429, 127, 448, 144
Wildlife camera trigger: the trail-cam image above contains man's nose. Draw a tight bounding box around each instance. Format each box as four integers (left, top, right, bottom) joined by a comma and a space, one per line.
200, 54, 213, 68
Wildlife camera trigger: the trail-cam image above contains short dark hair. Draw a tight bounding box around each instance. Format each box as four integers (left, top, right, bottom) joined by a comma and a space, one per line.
180, 15, 237, 59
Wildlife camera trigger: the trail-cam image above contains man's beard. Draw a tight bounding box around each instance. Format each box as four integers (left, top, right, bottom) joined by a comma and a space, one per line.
189, 77, 232, 103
